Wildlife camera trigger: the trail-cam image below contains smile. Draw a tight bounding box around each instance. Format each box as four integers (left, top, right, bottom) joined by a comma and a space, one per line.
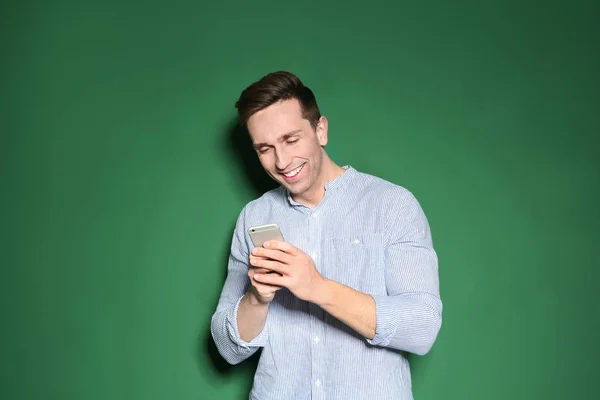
282, 164, 305, 178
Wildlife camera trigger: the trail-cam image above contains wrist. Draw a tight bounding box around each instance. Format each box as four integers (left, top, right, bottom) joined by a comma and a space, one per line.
311, 276, 334, 307
246, 287, 274, 306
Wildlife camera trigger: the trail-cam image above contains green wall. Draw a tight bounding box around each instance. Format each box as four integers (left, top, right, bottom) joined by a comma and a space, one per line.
2, 0, 598, 399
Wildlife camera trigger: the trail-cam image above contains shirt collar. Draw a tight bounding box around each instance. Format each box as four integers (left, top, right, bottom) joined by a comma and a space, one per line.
285, 165, 356, 207
325, 165, 355, 191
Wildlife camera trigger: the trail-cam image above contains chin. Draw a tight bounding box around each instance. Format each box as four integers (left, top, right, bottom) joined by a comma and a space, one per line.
287, 183, 311, 197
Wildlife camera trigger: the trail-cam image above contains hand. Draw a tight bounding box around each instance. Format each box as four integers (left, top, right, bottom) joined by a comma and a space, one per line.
247, 260, 283, 304
249, 240, 325, 303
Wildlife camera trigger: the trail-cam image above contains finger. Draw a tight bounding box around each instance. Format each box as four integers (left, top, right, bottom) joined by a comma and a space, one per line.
249, 255, 285, 272
249, 254, 283, 273
249, 267, 282, 276
249, 257, 287, 274
263, 240, 298, 256
251, 247, 292, 264
250, 283, 282, 301
248, 268, 279, 279
253, 272, 288, 287
248, 254, 271, 262
251, 280, 283, 293
248, 270, 283, 291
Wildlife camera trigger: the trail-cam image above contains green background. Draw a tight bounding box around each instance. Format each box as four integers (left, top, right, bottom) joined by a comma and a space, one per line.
2, 0, 598, 399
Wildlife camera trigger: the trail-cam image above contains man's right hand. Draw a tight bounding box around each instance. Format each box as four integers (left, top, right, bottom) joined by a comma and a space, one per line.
247, 266, 283, 304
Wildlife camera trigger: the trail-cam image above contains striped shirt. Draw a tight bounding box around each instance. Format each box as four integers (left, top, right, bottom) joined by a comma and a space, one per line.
211, 166, 442, 400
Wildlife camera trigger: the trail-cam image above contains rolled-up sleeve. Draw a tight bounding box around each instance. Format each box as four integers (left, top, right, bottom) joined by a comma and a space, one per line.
366, 191, 442, 355
210, 207, 269, 365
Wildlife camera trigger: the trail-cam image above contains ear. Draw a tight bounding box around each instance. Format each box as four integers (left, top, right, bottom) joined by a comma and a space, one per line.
315, 116, 328, 147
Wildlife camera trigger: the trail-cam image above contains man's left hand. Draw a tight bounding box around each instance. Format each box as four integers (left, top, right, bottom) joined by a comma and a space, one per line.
248, 240, 326, 303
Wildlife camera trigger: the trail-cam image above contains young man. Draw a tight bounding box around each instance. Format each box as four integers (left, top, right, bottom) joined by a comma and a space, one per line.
211, 71, 442, 399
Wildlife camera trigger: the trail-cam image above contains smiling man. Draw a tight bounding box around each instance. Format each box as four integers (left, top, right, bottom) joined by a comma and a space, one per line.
210, 71, 442, 400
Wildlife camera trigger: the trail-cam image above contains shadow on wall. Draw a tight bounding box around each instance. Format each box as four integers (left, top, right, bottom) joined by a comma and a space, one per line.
199, 118, 277, 396
223, 118, 279, 195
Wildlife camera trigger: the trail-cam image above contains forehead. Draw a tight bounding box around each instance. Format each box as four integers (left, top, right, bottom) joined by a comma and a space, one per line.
247, 99, 308, 142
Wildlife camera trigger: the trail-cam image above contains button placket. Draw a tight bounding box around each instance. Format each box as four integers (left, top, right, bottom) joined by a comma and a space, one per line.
308, 208, 326, 398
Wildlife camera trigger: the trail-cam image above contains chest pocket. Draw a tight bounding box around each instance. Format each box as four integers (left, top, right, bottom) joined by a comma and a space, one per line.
324, 233, 386, 295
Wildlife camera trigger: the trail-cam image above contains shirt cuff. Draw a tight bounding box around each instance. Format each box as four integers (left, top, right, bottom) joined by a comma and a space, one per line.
226, 295, 269, 349
365, 294, 397, 347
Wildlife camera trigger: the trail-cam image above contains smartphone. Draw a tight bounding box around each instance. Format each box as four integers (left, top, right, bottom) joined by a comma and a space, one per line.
248, 223, 284, 247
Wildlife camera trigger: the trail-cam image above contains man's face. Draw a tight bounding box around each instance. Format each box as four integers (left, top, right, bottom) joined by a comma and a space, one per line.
247, 98, 328, 199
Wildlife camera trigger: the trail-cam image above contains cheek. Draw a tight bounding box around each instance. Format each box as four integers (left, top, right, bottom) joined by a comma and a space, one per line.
306, 142, 322, 161
258, 154, 274, 170
298, 142, 318, 158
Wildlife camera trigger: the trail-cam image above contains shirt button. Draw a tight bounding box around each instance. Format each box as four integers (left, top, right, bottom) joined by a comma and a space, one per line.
312, 213, 318, 218
315, 379, 322, 387
311, 253, 318, 260
353, 239, 360, 244
314, 336, 320, 344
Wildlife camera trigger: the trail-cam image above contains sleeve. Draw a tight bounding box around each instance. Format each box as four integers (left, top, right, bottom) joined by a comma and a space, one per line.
366, 190, 443, 355
210, 206, 269, 365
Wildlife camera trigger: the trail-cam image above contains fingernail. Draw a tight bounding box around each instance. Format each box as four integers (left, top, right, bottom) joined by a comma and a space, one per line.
252, 248, 258, 255
264, 241, 270, 248
250, 258, 257, 265
254, 274, 261, 280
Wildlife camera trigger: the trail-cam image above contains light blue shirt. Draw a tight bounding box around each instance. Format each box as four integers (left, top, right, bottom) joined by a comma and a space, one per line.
211, 166, 442, 399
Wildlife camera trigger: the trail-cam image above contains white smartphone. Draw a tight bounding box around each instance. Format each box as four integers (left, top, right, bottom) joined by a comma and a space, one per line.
248, 223, 284, 247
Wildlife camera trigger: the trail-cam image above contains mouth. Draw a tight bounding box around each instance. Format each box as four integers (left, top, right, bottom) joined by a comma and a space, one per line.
279, 163, 305, 182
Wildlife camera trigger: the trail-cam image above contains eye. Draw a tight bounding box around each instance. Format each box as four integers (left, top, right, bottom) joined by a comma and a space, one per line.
257, 147, 270, 154
287, 138, 299, 145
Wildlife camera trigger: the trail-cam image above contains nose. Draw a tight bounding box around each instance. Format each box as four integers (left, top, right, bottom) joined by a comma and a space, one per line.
274, 148, 291, 171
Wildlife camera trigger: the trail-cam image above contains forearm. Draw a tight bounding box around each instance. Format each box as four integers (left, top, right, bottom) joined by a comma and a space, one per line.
313, 278, 377, 339
210, 288, 270, 365
211, 282, 268, 364
237, 288, 270, 342
311, 278, 442, 355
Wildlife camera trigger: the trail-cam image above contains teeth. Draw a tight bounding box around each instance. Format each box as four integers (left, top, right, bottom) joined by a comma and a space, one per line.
284, 164, 304, 177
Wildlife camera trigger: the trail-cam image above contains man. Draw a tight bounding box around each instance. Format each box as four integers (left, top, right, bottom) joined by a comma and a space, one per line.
211, 71, 442, 400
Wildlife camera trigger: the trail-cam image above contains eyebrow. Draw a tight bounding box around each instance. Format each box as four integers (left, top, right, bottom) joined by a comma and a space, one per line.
253, 130, 303, 149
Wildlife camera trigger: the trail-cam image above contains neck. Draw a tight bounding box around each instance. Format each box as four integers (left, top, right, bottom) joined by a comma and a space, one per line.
291, 155, 345, 209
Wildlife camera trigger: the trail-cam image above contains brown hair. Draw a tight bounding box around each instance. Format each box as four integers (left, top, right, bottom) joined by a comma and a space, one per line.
235, 71, 321, 130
